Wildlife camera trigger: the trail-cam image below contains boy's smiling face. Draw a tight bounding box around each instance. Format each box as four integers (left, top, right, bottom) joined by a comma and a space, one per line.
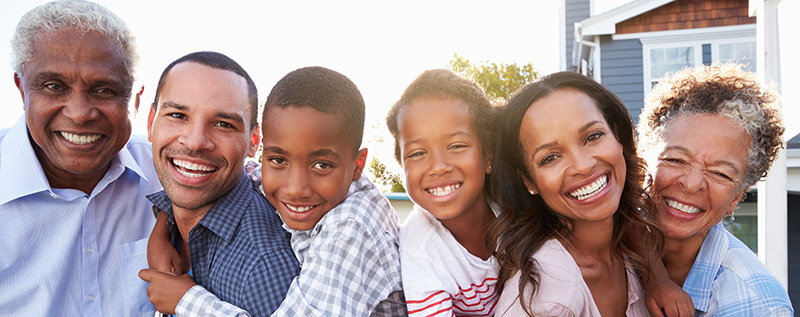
261, 106, 367, 231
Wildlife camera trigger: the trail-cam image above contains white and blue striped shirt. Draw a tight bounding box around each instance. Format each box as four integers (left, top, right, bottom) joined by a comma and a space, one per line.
0, 117, 161, 316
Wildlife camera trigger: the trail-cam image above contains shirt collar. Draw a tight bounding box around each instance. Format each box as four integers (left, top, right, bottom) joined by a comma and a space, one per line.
682, 223, 728, 313
148, 173, 253, 243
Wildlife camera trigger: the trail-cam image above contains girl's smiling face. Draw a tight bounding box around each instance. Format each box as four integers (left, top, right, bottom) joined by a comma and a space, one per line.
519, 88, 626, 225
397, 96, 491, 221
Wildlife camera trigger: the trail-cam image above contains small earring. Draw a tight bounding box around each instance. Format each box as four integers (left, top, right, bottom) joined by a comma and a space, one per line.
723, 211, 736, 226
529, 190, 536, 195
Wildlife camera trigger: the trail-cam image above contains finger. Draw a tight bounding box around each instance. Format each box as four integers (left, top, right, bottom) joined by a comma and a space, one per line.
644, 298, 663, 317
138, 268, 154, 282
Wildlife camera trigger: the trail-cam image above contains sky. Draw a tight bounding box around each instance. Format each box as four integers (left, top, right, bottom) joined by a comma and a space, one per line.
0, 0, 796, 176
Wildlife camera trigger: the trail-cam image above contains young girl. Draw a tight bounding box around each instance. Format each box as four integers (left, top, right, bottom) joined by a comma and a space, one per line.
386, 69, 500, 316
489, 71, 664, 316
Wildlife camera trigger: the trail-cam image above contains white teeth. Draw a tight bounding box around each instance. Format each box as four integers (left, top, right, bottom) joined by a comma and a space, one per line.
569, 175, 608, 201
665, 198, 701, 214
60, 131, 101, 145
286, 204, 315, 213
426, 184, 461, 197
172, 159, 216, 178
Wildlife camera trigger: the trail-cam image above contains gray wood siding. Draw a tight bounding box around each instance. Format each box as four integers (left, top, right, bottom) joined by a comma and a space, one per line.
565, 0, 591, 70
599, 36, 644, 124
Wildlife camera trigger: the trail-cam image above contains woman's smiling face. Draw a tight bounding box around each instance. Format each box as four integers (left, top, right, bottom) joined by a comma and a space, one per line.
648, 113, 750, 244
519, 88, 626, 225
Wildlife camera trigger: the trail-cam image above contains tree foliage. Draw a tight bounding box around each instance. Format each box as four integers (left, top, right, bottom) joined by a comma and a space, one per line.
368, 157, 405, 192
448, 53, 539, 101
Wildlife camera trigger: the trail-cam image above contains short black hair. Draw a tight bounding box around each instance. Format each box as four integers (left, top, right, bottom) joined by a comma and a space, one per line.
262, 66, 365, 153
153, 51, 259, 129
386, 69, 497, 164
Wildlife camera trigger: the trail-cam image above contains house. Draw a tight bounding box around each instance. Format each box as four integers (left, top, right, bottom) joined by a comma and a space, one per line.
561, 0, 799, 310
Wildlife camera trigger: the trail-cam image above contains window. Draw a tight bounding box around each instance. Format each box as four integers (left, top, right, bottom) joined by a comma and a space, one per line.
716, 41, 757, 72
648, 45, 697, 87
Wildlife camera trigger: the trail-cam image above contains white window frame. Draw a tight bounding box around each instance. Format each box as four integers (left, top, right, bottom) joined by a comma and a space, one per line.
621, 24, 756, 96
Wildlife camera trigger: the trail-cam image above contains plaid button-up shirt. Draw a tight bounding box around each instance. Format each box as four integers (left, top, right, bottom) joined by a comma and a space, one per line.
149, 173, 299, 317
172, 174, 406, 316
683, 223, 793, 316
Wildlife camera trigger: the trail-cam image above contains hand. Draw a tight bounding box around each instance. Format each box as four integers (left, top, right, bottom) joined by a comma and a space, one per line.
147, 211, 183, 275
644, 273, 694, 317
139, 268, 196, 314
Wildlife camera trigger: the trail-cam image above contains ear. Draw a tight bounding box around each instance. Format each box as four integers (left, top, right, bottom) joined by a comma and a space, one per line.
517, 169, 538, 194
725, 189, 746, 216
14, 73, 25, 106
485, 152, 494, 175
247, 125, 261, 158
352, 148, 368, 181
146, 104, 156, 142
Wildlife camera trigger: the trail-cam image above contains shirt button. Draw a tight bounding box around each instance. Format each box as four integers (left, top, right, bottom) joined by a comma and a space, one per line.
88, 294, 95, 302
87, 246, 94, 255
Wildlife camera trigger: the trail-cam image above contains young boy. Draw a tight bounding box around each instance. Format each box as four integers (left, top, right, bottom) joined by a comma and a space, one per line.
151, 66, 406, 316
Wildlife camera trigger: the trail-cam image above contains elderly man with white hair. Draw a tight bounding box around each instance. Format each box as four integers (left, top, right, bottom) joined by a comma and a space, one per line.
0, 1, 159, 315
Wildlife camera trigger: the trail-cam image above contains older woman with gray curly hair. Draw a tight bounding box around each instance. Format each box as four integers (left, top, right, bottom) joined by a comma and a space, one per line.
637, 63, 793, 316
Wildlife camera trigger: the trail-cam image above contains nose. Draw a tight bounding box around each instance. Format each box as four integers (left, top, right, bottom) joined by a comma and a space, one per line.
61, 92, 100, 125
283, 166, 312, 198
178, 122, 215, 152
428, 150, 454, 177
568, 147, 596, 176
677, 165, 707, 193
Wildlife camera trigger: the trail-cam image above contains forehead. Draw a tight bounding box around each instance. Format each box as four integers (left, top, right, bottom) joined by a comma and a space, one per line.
160, 63, 251, 119
662, 114, 750, 162
262, 106, 355, 155
522, 88, 606, 139
26, 28, 129, 83
398, 97, 473, 137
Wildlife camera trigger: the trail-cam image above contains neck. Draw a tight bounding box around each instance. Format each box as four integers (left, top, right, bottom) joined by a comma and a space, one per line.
34, 144, 107, 195
564, 218, 615, 262
440, 195, 495, 260
662, 233, 707, 286
172, 204, 214, 245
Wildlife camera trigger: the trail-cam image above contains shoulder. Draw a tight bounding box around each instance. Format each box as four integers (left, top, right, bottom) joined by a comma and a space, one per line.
322, 176, 399, 236
399, 208, 440, 246
124, 134, 154, 162
714, 230, 793, 312
239, 192, 294, 254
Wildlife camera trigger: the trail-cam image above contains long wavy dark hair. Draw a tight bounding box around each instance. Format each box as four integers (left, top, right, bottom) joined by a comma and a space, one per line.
487, 71, 664, 316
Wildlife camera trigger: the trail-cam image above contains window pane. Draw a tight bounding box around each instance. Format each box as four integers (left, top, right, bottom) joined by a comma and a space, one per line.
726, 215, 758, 254
650, 46, 695, 81
719, 42, 756, 72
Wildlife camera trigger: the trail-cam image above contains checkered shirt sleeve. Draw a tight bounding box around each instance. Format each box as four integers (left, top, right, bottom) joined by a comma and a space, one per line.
175, 285, 249, 317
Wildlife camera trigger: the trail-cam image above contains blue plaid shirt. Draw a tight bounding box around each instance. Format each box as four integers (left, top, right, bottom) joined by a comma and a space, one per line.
683, 223, 793, 316
148, 173, 299, 316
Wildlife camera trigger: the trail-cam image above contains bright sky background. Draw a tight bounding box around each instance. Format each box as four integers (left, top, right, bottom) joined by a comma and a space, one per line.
0, 0, 796, 176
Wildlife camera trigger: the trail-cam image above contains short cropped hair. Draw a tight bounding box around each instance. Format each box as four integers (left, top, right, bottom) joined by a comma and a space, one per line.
153, 51, 259, 129
263, 66, 365, 153
637, 63, 784, 189
386, 69, 497, 164
11, 0, 138, 80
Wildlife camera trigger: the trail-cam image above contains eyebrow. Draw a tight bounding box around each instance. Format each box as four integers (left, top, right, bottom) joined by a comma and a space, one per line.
310, 149, 341, 160
403, 131, 471, 148
663, 145, 742, 173
531, 120, 603, 156
263, 146, 286, 155
161, 101, 246, 126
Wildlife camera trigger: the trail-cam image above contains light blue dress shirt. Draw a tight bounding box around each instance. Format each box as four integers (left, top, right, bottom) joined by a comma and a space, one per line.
684, 223, 794, 316
0, 117, 161, 316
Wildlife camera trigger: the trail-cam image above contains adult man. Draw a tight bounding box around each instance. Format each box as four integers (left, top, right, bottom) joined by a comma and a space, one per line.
138, 51, 299, 316
0, 1, 160, 315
